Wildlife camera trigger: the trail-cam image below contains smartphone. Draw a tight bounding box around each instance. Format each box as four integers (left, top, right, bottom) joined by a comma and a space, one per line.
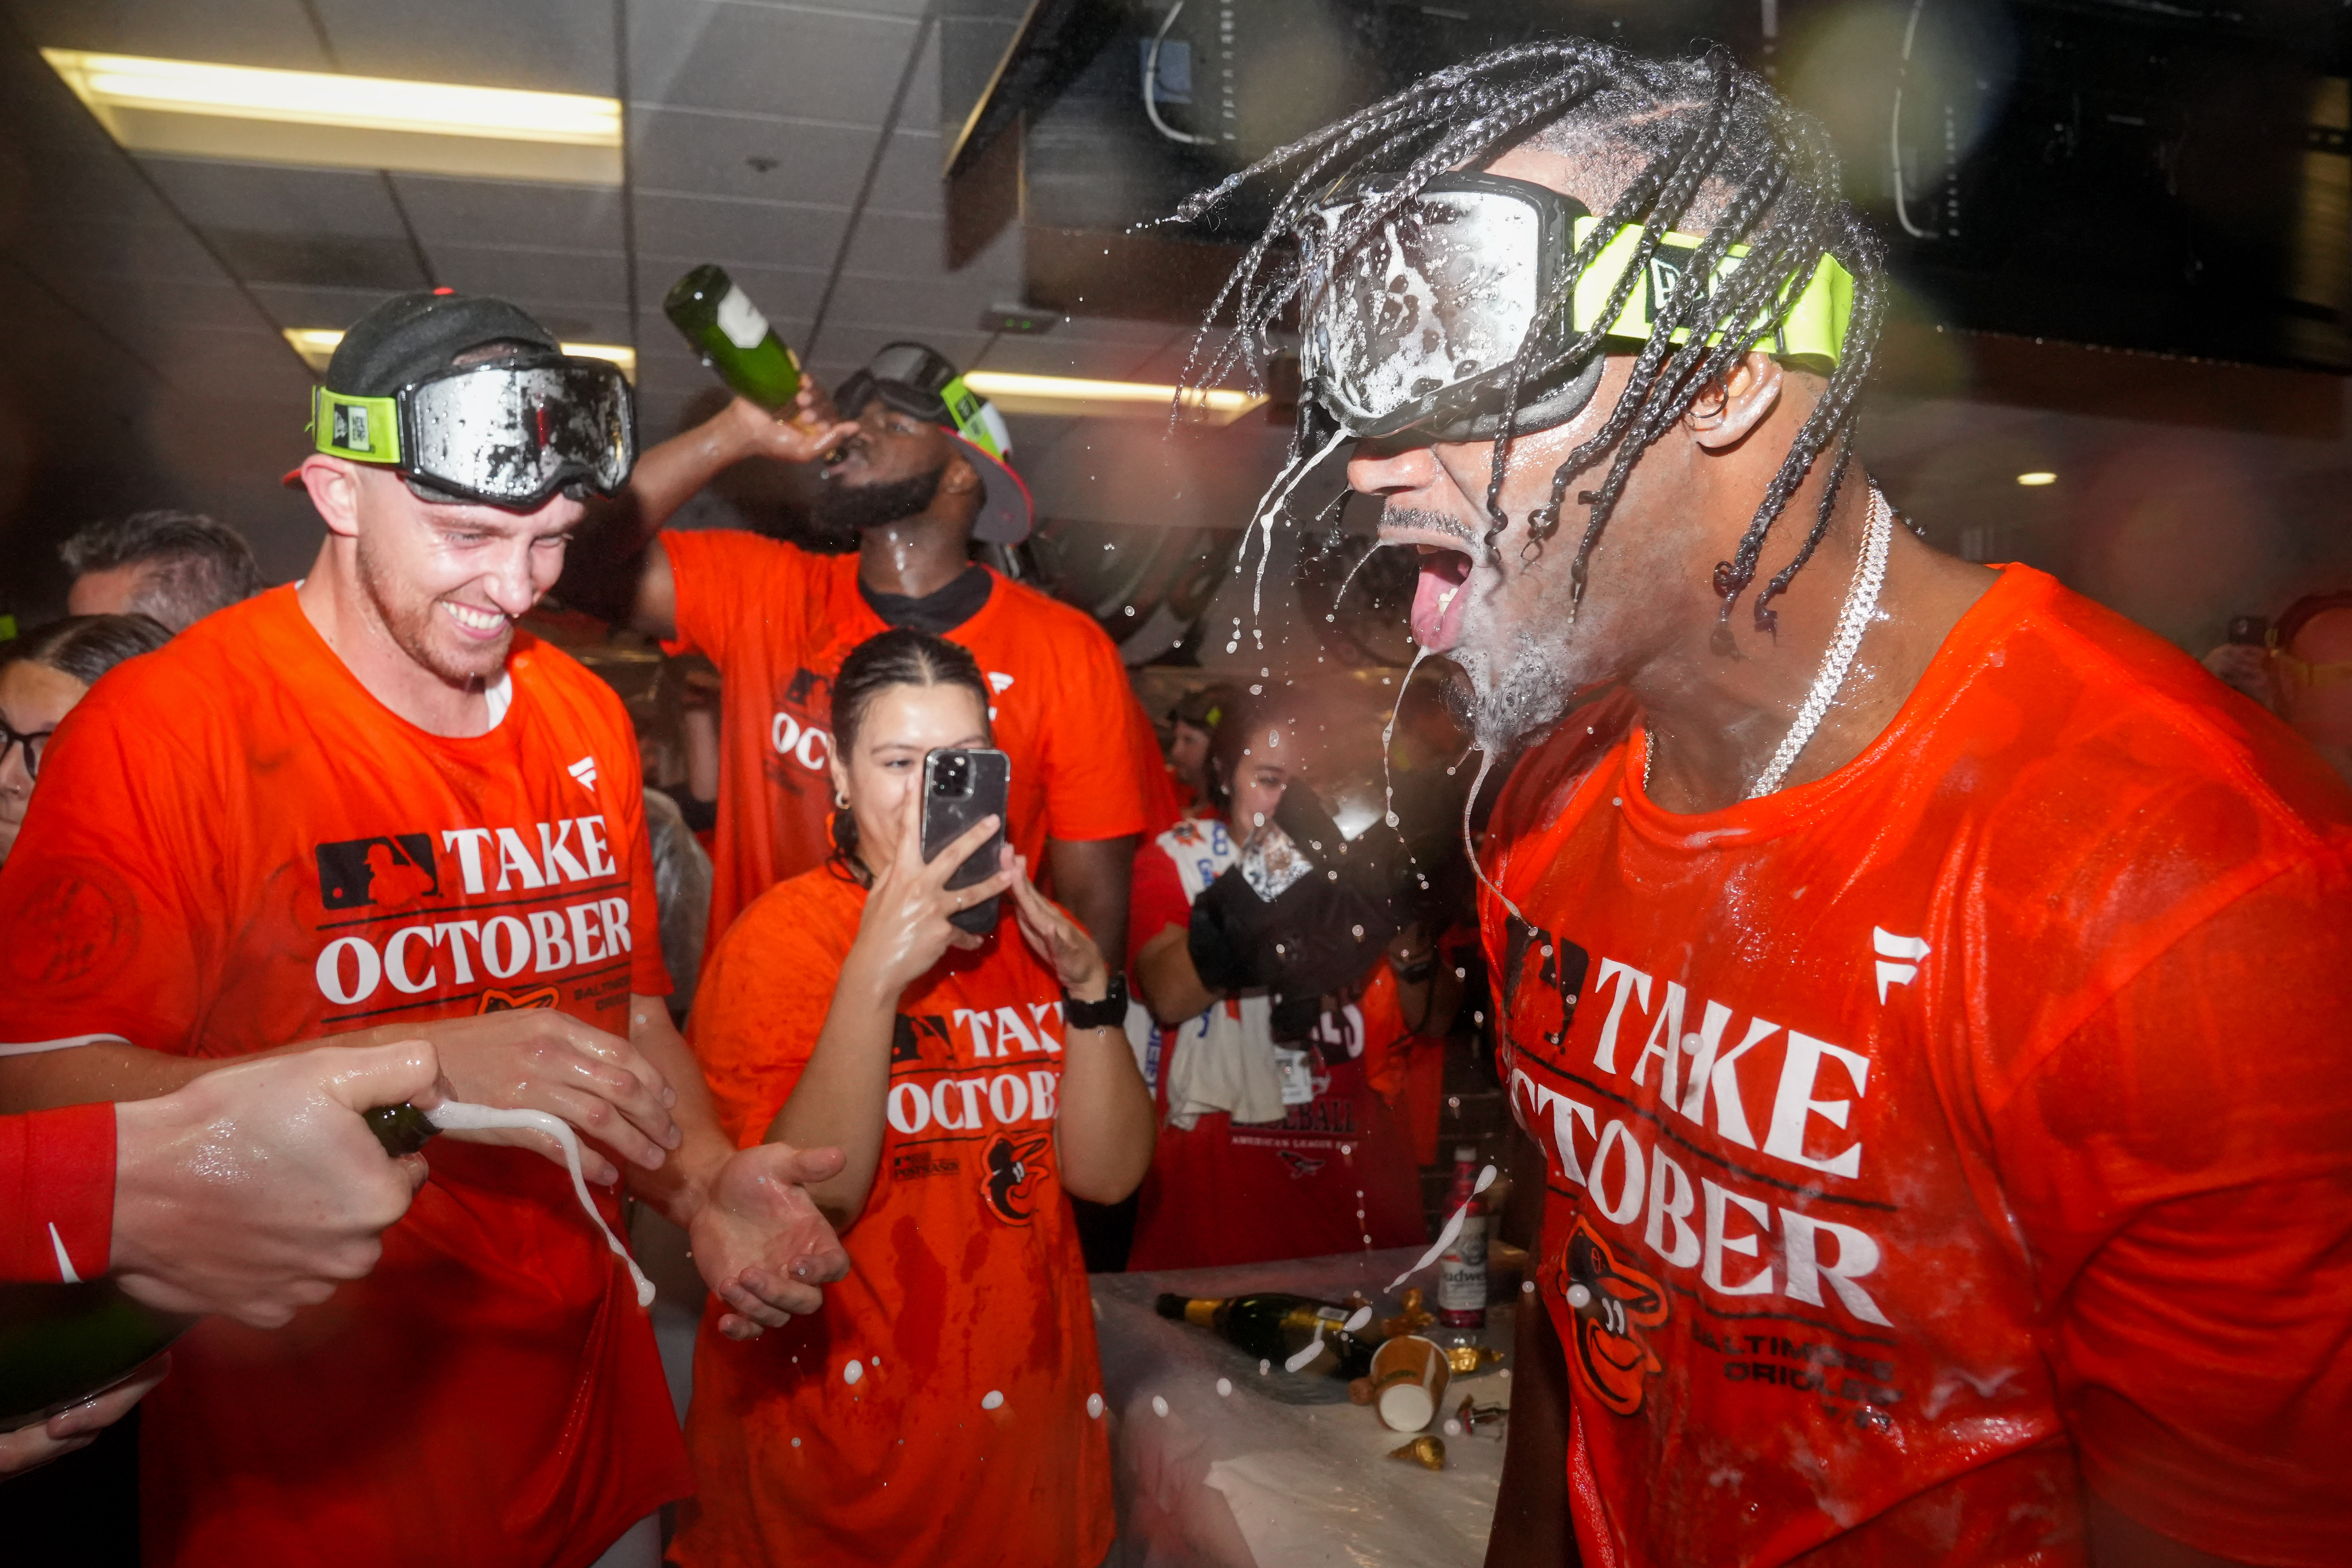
921, 747, 1010, 935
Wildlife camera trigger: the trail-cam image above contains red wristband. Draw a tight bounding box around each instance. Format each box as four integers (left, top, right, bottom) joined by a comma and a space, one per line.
0, 1102, 117, 1283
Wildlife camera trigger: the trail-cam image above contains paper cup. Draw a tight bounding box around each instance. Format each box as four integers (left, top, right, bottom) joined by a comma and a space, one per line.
1369, 1334, 1450, 1432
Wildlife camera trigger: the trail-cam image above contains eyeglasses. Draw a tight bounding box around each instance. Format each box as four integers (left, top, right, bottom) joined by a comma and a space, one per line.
0, 716, 54, 781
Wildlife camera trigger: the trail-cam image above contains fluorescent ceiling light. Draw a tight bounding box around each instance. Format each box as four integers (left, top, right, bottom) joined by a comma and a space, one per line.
42, 49, 622, 185
2015, 470, 2057, 486
962, 370, 1264, 424
283, 328, 635, 381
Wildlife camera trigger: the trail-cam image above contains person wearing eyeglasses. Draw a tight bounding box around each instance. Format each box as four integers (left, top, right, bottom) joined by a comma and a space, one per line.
2267, 591, 2352, 785
0, 613, 170, 865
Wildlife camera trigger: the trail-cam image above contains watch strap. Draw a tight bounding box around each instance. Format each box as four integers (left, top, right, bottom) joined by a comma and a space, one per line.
1063, 974, 1129, 1031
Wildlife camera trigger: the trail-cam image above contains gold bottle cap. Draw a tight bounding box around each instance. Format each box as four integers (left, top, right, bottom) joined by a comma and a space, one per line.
1386, 1435, 1447, 1470
1444, 1344, 1505, 1374
1184, 1299, 1218, 1329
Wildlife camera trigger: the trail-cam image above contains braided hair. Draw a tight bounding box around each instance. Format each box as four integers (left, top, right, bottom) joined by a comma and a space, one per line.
1180, 40, 1888, 650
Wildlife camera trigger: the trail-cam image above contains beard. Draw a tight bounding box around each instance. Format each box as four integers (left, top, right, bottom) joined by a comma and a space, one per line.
354, 529, 509, 688
811, 462, 946, 536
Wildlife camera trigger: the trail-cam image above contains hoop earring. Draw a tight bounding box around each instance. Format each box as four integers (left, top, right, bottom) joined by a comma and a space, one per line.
833, 791, 850, 809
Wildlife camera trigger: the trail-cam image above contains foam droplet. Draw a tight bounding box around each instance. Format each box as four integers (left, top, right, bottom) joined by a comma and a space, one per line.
1521, 1279, 1536, 1294
1215, 1378, 1233, 1397
1344, 1305, 1373, 1333
843, 1359, 865, 1385
1567, 1284, 1593, 1309
1258, 1359, 1271, 1376
980, 1389, 1005, 1411
1087, 1393, 1105, 1419
1443, 1418, 1463, 1437
1152, 1395, 1170, 1417
1474, 1163, 1498, 1195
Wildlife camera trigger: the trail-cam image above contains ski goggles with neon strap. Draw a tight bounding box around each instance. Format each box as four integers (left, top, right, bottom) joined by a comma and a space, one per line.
1298, 171, 1856, 442
835, 341, 1007, 459
312, 353, 636, 507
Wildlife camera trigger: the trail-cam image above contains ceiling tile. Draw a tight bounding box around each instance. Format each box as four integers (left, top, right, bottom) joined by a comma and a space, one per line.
864, 128, 945, 215
631, 106, 878, 208
32, 273, 262, 341
822, 272, 1006, 338
245, 281, 407, 332
837, 210, 946, 277
308, 0, 617, 95
633, 192, 848, 279
627, 0, 919, 127
139, 158, 408, 236
8, 0, 330, 70
387, 175, 625, 251
5, 216, 232, 285
426, 243, 628, 305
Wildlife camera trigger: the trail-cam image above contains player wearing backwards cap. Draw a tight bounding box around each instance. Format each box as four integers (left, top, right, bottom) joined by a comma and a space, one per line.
1189, 40, 2352, 1568
574, 342, 1176, 965
0, 292, 849, 1568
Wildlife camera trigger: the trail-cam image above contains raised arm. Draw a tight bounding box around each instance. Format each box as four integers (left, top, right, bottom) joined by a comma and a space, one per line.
1004, 857, 1154, 1203
571, 390, 857, 639
764, 811, 1015, 1228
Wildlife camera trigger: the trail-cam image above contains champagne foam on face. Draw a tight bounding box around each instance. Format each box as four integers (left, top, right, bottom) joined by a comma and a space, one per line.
424, 1101, 657, 1307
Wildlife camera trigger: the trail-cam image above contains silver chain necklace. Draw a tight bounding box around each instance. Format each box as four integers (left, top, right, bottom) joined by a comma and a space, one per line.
1644, 485, 1895, 801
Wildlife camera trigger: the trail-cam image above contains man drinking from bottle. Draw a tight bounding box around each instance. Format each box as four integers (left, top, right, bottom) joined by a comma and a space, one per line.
0, 291, 849, 1568
572, 340, 1175, 964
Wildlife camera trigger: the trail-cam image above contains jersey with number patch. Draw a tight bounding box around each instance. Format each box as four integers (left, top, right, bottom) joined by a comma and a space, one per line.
1481, 567, 2352, 1567
660, 529, 1171, 947
0, 585, 684, 1568
1122, 817, 1427, 1270
676, 865, 1112, 1568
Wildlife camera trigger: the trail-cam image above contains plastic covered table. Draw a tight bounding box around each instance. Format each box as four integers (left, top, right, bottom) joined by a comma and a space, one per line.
1093, 1246, 1515, 1568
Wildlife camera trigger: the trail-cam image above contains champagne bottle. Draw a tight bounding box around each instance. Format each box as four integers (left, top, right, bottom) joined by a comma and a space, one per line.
663, 264, 803, 410
0, 1102, 438, 1429
1154, 1291, 1378, 1378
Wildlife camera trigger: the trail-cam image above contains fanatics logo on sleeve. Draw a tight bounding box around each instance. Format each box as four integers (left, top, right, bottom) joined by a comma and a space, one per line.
316, 835, 440, 909
1872, 928, 1931, 1003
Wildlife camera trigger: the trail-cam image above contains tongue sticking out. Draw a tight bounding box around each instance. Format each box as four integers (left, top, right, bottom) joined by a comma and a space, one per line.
1411, 549, 1474, 651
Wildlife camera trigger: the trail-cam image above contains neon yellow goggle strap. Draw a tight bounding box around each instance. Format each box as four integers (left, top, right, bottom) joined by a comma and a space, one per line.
936, 374, 1003, 458
1568, 217, 1855, 366
311, 388, 403, 464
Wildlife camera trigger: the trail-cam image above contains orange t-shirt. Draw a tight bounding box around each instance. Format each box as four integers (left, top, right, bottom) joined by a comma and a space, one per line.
1480, 568, 2352, 1567
0, 587, 687, 1568
676, 866, 1114, 1568
660, 530, 1171, 946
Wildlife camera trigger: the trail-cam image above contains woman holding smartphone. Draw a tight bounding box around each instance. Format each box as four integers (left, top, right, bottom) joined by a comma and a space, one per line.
674, 626, 1153, 1568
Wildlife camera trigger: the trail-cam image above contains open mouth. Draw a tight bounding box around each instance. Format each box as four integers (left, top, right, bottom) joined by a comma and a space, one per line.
1411, 545, 1474, 651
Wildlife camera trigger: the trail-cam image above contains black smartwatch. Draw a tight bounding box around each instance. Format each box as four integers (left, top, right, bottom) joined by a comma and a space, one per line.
1063, 973, 1129, 1031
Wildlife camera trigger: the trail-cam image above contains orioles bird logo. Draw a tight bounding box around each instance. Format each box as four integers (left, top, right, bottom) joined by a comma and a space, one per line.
1276, 1149, 1327, 1179
982, 1132, 1051, 1225
1559, 1217, 1669, 1416
478, 985, 560, 1013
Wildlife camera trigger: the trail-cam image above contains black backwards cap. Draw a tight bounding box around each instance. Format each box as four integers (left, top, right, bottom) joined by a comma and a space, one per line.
325, 291, 560, 395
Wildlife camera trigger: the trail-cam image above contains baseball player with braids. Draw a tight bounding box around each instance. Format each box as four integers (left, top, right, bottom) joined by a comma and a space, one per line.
1190, 38, 2352, 1568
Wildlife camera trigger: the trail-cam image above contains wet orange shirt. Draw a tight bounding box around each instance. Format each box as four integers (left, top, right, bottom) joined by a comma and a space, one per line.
0, 587, 686, 1568
677, 866, 1113, 1568
660, 530, 1169, 945
1481, 568, 2352, 1567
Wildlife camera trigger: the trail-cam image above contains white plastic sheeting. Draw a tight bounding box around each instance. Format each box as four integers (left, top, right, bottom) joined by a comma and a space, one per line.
1095, 1248, 1514, 1568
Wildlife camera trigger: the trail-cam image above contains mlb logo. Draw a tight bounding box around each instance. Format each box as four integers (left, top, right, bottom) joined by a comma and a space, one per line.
315, 834, 438, 909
